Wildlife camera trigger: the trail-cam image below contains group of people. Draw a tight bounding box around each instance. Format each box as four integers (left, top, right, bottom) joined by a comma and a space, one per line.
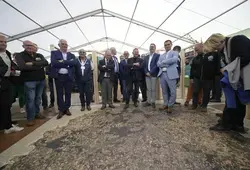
0, 32, 250, 135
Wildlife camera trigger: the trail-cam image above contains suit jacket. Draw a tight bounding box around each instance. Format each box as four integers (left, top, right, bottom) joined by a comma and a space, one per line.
0, 50, 17, 92
157, 50, 179, 80
119, 59, 130, 80
75, 57, 92, 83
50, 50, 76, 80
126, 57, 144, 81
98, 59, 115, 83
143, 53, 160, 77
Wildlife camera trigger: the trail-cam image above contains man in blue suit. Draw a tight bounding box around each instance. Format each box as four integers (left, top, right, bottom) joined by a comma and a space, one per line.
157, 40, 179, 113
119, 51, 130, 103
143, 43, 160, 108
51, 39, 76, 119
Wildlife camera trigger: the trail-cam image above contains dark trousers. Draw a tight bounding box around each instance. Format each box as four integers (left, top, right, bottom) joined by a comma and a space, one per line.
55, 74, 73, 112
48, 77, 55, 105
0, 79, 12, 130
90, 74, 94, 101
126, 79, 140, 104
211, 75, 222, 100
101, 78, 113, 105
122, 80, 128, 101
119, 76, 123, 95
193, 78, 213, 107
221, 94, 246, 128
113, 73, 119, 101
78, 81, 91, 107
42, 81, 48, 108
139, 79, 147, 100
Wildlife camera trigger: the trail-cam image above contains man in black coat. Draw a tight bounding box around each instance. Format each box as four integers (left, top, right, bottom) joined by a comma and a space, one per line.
98, 49, 115, 110
124, 48, 144, 109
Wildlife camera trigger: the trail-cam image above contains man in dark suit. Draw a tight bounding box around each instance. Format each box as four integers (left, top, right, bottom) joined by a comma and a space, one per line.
50, 39, 76, 119
119, 51, 130, 103
98, 49, 115, 110
143, 43, 160, 108
124, 48, 144, 109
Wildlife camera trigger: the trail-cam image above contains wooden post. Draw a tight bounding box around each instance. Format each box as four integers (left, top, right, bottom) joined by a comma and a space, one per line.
156, 78, 162, 100
92, 51, 100, 104
50, 44, 58, 113
180, 50, 185, 99
246, 104, 250, 120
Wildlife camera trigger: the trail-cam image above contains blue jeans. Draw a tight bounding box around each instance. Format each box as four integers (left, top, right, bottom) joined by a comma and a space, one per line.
24, 80, 45, 121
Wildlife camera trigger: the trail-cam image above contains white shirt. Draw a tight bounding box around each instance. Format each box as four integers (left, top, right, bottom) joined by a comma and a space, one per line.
148, 53, 153, 72
0, 52, 11, 77
58, 52, 69, 74
104, 59, 109, 77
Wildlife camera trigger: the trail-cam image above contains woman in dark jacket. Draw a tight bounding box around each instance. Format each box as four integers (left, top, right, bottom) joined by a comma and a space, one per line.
204, 33, 250, 132
75, 49, 92, 111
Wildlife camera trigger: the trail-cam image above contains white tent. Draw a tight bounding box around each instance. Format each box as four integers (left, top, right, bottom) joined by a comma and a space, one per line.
1, 0, 249, 58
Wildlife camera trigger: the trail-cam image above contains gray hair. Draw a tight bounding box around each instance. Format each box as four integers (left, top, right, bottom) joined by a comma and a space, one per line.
58, 39, 67, 45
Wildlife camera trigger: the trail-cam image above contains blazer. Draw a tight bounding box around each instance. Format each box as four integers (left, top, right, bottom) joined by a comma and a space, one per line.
119, 59, 130, 80
75, 57, 92, 83
157, 50, 179, 80
0, 50, 17, 92
98, 58, 115, 83
143, 53, 160, 77
50, 50, 76, 80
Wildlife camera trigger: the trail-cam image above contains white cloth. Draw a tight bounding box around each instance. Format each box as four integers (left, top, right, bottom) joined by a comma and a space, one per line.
90, 61, 94, 71
59, 52, 68, 74
148, 54, 153, 72
0, 52, 11, 77
78, 58, 87, 76
104, 59, 109, 77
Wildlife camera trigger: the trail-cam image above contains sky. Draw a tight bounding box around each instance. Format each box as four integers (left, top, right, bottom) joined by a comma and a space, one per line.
1, 0, 250, 59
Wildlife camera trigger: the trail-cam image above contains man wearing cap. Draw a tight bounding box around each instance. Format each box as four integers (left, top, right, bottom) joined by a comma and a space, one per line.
75, 49, 92, 111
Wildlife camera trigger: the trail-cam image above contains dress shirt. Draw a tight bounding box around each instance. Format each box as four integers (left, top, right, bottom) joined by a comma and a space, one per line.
0, 52, 11, 77
58, 52, 69, 74
148, 53, 153, 72
104, 59, 110, 77
113, 56, 119, 73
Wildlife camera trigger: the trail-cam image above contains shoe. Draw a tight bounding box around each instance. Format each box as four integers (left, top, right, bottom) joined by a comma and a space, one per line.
4, 124, 24, 134
57, 111, 64, 119
35, 113, 45, 119
26, 120, 35, 127
113, 99, 120, 103
81, 107, 85, 111
188, 105, 197, 110
174, 102, 181, 105
143, 102, 151, 107
210, 99, 221, 103
231, 126, 246, 133
159, 106, 168, 111
124, 104, 129, 109
152, 103, 156, 109
101, 105, 106, 110
184, 101, 189, 107
109, 104, 115, 108
141, 99, 147, 102
43, 106, 49, 111
65, 109, 72, 116
87, 106, 91, 111
134, 102, 138, 107
167, 106, 173, 114
20, 108, 25, 113
49, 104, 54, 108
209, 124, 230, 131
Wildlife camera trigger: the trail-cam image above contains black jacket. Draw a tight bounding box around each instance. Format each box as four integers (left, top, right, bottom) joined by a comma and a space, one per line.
190, 52, 221, 80
15, 51, 48, 82
98, 59, 115, 83
222, 35, 250, 69
126, 57, 144, 81
75, 57, 92, 83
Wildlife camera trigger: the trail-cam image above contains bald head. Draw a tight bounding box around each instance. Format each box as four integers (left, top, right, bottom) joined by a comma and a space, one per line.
58, 39, 68, 52
0, 34, 7, 52
194, 43, 203, 55
23, 40, 34, 53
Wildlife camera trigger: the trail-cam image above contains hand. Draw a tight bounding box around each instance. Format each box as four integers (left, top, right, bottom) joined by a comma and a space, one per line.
133, 62, 140, 66
58, 60, 64, 62
220, 68, 224, 73
26, 62, 33, 66
146, 73, 151, 77
190, 79, 193, 84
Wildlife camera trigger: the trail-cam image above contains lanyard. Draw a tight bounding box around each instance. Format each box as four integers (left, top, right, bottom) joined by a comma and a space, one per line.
78, 58, 87, 76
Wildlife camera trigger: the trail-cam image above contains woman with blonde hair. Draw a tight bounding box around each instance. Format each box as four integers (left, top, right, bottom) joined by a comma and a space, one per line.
205, 33, 250, 132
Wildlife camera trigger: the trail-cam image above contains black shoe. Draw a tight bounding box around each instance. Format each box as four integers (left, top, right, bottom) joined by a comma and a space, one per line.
152, 103, 156, 108
124, 104, 129, 109
49, 104, 54, 108
231, 126, 246, 133
209, 124, 230, 131
35, 113, 46, 119
174, 102, 181, 105
101, 105, 106, 110
141, 99, 147, 102
210, 99, 221, 103
87, 106, 91, 111
109, 104, 115, 108
81, 107, 85, 111
134, 102, 138, 107
43, 106, 49, 111
57, 111, 64, 119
